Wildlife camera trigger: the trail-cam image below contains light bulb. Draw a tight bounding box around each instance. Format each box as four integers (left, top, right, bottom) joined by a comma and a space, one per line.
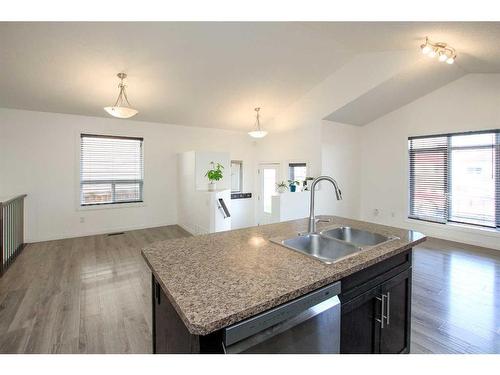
446, 56, 455, 64
428, 49, 437, 58
421, 45, 431, 55
438, 52, 448, 62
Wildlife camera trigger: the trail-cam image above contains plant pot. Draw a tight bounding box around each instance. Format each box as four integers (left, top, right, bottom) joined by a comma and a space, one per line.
208, 181, 216, 191
289, 185, 296, 192
277, 186, 287, 194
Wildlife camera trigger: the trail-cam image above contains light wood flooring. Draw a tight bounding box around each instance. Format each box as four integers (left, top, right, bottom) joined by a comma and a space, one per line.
0, 226, 498, 353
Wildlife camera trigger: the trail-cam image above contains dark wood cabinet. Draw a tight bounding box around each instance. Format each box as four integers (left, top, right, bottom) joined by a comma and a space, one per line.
379, 268, 412, 354
340, 285, 382, 353
152, 276, 223, 354
152, 277, 200, 353
340, 250, 412, 354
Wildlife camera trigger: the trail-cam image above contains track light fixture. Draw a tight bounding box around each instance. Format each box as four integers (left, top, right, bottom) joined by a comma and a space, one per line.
420, 37, 457, 65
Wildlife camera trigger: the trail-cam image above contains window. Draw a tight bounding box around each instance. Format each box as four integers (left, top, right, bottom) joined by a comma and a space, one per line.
230, 160, 243, 192
288, 162, 307, 182
80, 134, 144, 206
409, 130, 499, 229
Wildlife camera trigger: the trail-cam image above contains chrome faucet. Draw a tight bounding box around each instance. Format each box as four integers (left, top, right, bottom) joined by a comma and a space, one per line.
307, 176, 342, 234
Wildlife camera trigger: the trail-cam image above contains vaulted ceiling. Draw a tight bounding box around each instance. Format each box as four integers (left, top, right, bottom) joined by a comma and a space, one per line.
1, 22, 499, 131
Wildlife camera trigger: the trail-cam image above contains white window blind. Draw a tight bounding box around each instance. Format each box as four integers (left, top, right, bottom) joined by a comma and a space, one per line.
289, 162, 307, 182
80, 134, 144, 206
409, 130, 499, 229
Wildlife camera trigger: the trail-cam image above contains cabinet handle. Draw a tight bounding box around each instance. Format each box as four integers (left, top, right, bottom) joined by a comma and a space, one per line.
385, 292, 390, 326
375, 295, 385, 329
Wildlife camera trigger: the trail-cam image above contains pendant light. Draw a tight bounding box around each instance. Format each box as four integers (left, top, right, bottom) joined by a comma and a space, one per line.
104, 73, 139, 119
248, 107, 268, 138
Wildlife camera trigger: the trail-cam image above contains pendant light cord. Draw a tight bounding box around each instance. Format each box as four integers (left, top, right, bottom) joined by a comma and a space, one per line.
255, 108, 261, 131
113, 76, 132, 108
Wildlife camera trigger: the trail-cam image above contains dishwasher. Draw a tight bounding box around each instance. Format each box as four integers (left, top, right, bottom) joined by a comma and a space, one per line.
222, 281, 341, 354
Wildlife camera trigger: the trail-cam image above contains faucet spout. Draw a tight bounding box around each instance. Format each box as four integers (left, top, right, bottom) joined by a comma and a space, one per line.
307, 176, 342, 234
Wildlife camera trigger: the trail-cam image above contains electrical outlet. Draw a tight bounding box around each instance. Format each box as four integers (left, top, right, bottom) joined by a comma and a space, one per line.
373, 208, 380, 216
391, 211, 395, 218
80, 217, 85, 223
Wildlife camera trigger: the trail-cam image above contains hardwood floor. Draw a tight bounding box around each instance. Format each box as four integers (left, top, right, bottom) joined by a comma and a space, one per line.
411, 238, 500, 354
0, 227, 498, 353
0, 225, 191, 354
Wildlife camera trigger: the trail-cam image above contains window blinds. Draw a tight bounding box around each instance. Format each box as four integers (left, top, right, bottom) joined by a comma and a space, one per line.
80, 134, 144, 206
409, 130, 499, 229
409, 136, 448, 223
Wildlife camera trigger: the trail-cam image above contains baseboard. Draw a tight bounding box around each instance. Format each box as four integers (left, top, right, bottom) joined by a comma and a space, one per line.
177, 222, 195, 236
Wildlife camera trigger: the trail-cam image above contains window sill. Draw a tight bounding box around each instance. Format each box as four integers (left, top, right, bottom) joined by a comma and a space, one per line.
406, 218, 500, 238
77, 202, 146, 211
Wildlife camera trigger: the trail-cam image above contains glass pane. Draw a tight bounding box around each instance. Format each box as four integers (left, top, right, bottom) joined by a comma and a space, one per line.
450, 147, 495, 227
289, 165, 307, 182
81, 183, 112, 205
451, 133, 495, 148
263, 168, 277, 214
115, 183, 142, 202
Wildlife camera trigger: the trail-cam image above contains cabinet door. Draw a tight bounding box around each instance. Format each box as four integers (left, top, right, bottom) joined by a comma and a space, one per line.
379, 268, 412, 354
340, 285, 382, 354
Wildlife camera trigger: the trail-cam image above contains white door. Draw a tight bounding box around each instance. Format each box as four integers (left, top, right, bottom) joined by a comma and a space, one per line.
258, 163, 281, 225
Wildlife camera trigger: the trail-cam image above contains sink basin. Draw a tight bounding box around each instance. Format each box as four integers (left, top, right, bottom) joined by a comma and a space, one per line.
320, 227, 391, 247
277, 234, 361, 264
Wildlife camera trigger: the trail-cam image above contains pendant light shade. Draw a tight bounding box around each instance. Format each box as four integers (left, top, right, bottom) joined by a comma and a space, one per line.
104, 73, 139, 119
248, 107, 267, 138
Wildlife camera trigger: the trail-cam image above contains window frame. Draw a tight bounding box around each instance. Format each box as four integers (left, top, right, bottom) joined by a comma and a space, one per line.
79, 133, 145, 208
408, 129, 499, 230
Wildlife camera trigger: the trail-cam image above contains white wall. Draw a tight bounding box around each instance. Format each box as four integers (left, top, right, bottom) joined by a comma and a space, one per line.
0, 108, 256, 242
360, 74, 500, 250
252, 51, 416, 224
231, 198, 255, 229
193, 151, 230, 191
177, 151, 233, 234
316, 121, 362, 219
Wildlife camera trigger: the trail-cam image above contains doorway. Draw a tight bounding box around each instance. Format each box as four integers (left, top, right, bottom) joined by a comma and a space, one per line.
258, 163, 281, 225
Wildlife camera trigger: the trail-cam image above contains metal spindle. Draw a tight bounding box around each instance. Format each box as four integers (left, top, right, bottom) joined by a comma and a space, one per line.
0, 194, 27, 276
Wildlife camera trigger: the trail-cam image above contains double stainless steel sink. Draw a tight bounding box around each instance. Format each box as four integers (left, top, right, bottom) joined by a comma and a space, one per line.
274, 226, 397, 265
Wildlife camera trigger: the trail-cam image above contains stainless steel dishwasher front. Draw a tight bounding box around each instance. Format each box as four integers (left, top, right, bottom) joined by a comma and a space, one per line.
222, 281, 341, 354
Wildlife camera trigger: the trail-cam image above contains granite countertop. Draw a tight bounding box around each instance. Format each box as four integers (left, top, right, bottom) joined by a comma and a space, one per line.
141, 216, 426, 336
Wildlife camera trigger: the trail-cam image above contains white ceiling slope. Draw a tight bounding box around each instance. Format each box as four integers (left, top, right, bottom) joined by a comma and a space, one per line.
324, 58, 466, 126
0, 22, 499, 131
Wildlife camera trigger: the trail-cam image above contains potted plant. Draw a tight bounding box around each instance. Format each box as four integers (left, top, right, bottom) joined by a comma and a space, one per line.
205, 162, 224, 191
288, 179, 299, 192
276, 181, 288, 194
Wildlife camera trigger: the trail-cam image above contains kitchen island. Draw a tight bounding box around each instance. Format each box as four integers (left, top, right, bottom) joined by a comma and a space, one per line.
141, 216, 426, 354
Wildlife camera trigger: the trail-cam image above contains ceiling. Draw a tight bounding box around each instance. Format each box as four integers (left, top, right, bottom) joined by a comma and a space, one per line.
1, 22, 500, 131
324, 58, 466, 126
